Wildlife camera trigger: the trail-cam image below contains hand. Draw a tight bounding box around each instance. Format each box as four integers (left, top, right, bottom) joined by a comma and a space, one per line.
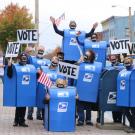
76, 94, 79, 100
50, 16, 55, 24
37, 68, 42, 75
93, 22, 98, 29
76, 31, 81, 36
8, 61, 12, 67
80, 55, 84, 62
0, 64, 5, 68
45, 93, 50, 101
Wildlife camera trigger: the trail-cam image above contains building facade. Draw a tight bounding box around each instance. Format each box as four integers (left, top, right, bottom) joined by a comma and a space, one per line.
101, 13, 135, 42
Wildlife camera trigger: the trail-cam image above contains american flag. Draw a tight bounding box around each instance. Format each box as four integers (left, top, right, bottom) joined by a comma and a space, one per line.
55, 13, 65, 26
38, 72, 52, 88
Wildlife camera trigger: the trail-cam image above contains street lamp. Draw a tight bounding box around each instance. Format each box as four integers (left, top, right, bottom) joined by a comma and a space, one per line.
112, 5, 132, 41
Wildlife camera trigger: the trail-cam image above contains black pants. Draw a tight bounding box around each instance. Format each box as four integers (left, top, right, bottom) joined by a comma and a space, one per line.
125, 107, 135, 129
14, 107, 26, 124
77, 101, 92, 122
112, 111, 122, 123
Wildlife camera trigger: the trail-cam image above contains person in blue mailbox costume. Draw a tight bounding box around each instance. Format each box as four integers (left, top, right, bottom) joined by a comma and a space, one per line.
50, 16, 98, 63
27, 46, 50, 121
50, 17, 97, 86
77, 49, 96, 126
123, 57, 135, 133
38, 56, 59, 120
7, 53, 29, 127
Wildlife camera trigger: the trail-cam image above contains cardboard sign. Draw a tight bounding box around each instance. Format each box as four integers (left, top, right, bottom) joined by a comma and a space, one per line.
17, 29, 38, 44
128, 42, 135, 55
58, 61, 79, 79
109, 39, 130, 54
5, 42, 20, 57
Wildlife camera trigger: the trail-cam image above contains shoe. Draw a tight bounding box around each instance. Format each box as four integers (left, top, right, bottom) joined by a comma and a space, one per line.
13, 122, 18, 127
36, 116, 43, 120
77, 121, 84, 126
19, 123, 28, 127
86, 120, 93, 126
27, 115, 33, 120
125, 128, 135, 133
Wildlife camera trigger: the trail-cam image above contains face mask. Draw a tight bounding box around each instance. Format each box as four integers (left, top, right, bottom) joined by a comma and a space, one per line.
37, 50, 44, 58
124, 63, 132, 69
92, 39, 97, 42
84, 55, 89, 62
20, 56, 27, 65
69, 23, 76, 29
58, 56, 64, 61
111, 59, 117, 64
51, 61, 58, 67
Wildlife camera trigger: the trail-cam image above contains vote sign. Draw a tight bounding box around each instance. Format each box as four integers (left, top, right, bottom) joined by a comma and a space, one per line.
5, 42, 20, 57
58, 61, 79, 79
109, 39, 130, 54
17, 29, 38, 44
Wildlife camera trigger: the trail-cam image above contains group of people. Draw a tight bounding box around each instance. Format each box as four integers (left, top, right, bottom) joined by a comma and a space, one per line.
3, 16, 135, 133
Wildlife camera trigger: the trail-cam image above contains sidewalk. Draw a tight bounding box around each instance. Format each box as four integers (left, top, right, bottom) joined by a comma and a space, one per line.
0, 82, 129, 135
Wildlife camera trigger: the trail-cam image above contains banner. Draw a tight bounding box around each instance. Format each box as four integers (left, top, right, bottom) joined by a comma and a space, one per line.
58, 61, 79, 79
17, 29, 38, 44
5, 42, 20, 57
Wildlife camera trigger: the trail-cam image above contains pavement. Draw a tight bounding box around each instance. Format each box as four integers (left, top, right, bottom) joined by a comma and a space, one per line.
0, 81, 131, 135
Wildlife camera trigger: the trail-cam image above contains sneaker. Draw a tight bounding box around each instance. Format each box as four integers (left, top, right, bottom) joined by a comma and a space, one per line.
19, 122, 28, 127
86, 120, 93, 126
36, 116, 43, 120
77, 121, 84, 126
27, 115, 33, 120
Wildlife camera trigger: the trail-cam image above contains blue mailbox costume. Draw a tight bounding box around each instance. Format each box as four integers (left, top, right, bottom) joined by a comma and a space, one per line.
63, 29, 85, 61
45, 86, 76, 132
52, 22, 96, 62
117, 68, 135, 107
84, 40, 107, 68
117, 57, 135, 132
29, 56, 51, 68
3, 64, 36, 107
4, 52, 36, 127
77, 62, 102, 102
117, 69, 132, 107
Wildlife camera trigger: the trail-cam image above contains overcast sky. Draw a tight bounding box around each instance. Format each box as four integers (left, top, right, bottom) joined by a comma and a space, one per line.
0, 0, 135, 50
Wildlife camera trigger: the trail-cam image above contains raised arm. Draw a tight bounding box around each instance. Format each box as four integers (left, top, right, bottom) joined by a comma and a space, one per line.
50, 16, 64, 37
85, 22, 98, 38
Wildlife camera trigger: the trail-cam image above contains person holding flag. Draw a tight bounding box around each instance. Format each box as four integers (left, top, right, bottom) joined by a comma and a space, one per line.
50, 16, 98, 86
36, 56, 59, 125
50, 15, 98, 63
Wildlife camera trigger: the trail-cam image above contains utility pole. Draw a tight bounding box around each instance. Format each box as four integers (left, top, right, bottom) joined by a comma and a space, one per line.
35, 0, 39, 47
128, 7, 132, 41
